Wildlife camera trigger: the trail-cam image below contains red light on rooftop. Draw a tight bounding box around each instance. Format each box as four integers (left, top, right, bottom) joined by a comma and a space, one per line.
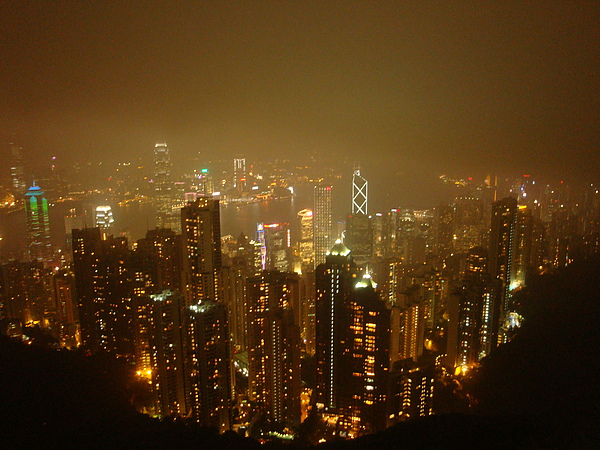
523, 174, 531, 177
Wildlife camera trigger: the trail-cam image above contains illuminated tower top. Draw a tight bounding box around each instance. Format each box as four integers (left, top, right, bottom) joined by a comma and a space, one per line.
352, 167, 368, 215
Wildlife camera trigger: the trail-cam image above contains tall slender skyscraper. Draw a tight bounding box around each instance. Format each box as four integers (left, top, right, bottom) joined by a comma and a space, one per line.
314, 185, 333, 267
24, 183, 52, 261
352, 167, 368, 215
457, 247, 497, 367
297, 209, 314, 271
187, 301, 232, 431
315, 240, 359, 412
247, 271, 301, 427
180, 196, 232, 431
233, 156, 246, 193
344, 213, 373, 263
256, 222, 292, 272
453, 196, 484, 253
181, 197, 223, 306
154, 142, 175, 229
339, 274, 390, 436
488, 197, 520, 343
72, 228, 134, 355
10, 143, 26, 196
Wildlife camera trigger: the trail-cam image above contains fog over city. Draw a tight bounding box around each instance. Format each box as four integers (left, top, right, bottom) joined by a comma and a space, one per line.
2, 2, 599, 186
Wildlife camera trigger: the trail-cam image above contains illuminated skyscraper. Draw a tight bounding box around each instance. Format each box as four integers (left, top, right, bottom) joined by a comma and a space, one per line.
247, 271, 301, 427
352, 167, 368, 215
94, 205, 114, 235
453, 196, 484, 253
181, 197, 223, 306
489, 197, 523, 343
180, 197, 232, 431
10, 143, 26, 196
134, 228, 182, 292
297, 209, 314, 270
457, 247, 497, 367
147, 290, 187, 417
314, 185, 333, 267
52, 268, 79, 348
233, 156, 246, 192
24, 183, 52, 261
72, 228, 134, 355
154, 142, 176, 229
256, 222, 292, 272
187, 301, 232, 431
344, 213, 372, 263
338, 274, 390, 437
315, 240, 359, 412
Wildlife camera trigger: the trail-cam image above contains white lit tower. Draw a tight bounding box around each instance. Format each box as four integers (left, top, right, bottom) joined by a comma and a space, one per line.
314, 185, 333, 267
352, 166, 368, 215
95, 205, 114, 237
154, 142, 175, 229
346, 167, 371, 262
233, 156, 246, 193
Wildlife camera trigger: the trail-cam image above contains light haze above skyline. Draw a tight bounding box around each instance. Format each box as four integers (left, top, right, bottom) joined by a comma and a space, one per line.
2, 1, 599, 186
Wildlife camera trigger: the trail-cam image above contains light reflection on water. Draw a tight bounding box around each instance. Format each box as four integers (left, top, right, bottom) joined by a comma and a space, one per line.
115, 185, 314, 244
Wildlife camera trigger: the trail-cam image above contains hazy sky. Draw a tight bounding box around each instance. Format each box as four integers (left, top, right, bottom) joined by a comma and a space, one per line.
2, 1, 599, 184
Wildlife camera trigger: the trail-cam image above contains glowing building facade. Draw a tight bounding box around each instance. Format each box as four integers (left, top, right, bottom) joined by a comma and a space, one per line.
154, 142, 177, 229
180, 197, 232, 431
256, 222, 292, 273
315, 241, 358, 412
25, 183, 52, 261
72, 227, 134, 356
246, 271, 301, 427
181, 197, 223, 306
352, 168, 368, 215
94, 205, 114, 235
314, 185, 333, 267
233, 156, 246, 192
297, 209, 314, 270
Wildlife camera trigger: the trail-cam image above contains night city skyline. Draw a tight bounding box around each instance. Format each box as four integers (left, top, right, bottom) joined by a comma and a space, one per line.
1, 2, 599, 448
